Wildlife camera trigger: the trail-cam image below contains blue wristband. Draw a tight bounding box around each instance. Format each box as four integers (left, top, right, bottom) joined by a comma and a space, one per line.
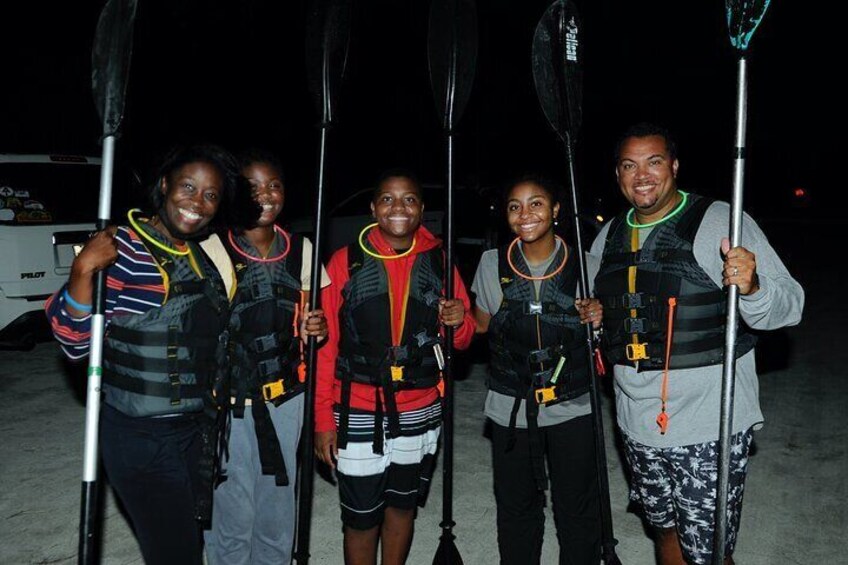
63, 288, 93, 313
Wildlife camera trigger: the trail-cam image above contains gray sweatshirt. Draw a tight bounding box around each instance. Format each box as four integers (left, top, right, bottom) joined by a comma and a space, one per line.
589, 199, 805, 448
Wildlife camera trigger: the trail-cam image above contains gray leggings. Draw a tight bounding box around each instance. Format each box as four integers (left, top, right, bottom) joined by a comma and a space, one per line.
205, 393, 304, 565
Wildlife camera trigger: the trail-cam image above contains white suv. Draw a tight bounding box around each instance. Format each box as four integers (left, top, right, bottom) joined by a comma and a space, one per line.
0, 154, 100, 349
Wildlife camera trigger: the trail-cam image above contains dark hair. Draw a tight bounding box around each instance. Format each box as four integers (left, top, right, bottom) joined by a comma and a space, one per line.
148, 144, 258, 230
501, 173, 567, 232
372, 168, 423, 202
238, 148, 285, 185
614, 122, 678, 162
502, 173, 562, 206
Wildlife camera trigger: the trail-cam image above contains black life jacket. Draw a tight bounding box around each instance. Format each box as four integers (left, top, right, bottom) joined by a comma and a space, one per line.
488, 242, 589, 405
336, 243, 444, 453
102, 231, 230, 418
220, 231, 305, 486
594, 194, 755, 371
488, 241, 591, 491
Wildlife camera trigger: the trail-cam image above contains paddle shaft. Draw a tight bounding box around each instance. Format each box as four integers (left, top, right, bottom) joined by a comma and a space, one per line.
78, 134, 115, 564
437, 133, 458, 565
713, 55, 747, 565
563, 135, 621, 565
294, 125, 330, 565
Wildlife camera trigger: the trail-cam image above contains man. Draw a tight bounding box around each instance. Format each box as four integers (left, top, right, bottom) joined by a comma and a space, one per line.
315, 170, 475, 565
591, 123, 804, 564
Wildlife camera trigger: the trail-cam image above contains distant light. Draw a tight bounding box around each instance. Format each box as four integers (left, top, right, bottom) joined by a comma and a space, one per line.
793, 187, 807, 198
596, 215, 604, 223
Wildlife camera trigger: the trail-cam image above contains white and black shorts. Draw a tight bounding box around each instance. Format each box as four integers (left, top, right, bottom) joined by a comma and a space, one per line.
334, 399, 442, 530
622, 428, 754, 565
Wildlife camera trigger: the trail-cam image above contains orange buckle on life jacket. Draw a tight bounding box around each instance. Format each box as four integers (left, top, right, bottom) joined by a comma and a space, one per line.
535, 386, 557, 404
390, 366, 404, 382
262, 379, 286, 401
626, 343, 649, 361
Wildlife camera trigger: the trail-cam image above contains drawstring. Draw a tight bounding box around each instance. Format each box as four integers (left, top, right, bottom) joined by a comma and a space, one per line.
293, 300, 301, 338
657, 296, 677, 434
296, 292, 306, 383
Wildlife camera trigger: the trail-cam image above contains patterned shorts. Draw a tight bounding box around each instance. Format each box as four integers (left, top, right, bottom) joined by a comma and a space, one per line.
622, 428, 754, 565
334, 400, 441, 530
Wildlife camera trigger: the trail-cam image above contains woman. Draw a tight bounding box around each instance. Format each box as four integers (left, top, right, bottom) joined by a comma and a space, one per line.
471, 174, 603, 565
205, 149, 328, 564
314, 169, 475, 565
46, 144, 249, 565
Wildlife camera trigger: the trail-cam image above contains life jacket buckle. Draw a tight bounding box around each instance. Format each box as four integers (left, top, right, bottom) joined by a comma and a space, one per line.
535, 386, 557, 404
531, 369, 554, 388
390, 366, 404, 382
253, 333, 278, 353
169, 373, 181, 405
387, 345, 409, 365
525, 301, 543, 316
262, 379, 286, 401
624, 317, 647, 334
626, 343, 649, 361
623, 292, 644, 309
528, 347, 555, 365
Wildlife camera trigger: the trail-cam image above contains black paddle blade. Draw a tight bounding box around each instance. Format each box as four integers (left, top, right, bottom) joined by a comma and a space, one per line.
726, 0, 771, 51
432, 534, 463, 565
532, 0, 582, 147
427, 0, 479, 133
91, 0, 139, 137
305, 0, 353, 125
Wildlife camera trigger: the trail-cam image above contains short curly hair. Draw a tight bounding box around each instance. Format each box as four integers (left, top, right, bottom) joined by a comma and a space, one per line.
238, 148, 285, 185
372, 168, 423, 202
614, 122, 678, 163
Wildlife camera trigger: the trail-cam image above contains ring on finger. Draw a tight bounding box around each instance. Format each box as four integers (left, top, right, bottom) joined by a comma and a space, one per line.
732, 266, 739, 277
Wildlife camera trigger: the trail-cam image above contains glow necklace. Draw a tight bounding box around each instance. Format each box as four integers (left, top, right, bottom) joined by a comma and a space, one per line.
507, 235, 568, 281
626, 191, 689, 229
127, 209, 189, 256
357, 222, 417, 260
227, 225, 291, 263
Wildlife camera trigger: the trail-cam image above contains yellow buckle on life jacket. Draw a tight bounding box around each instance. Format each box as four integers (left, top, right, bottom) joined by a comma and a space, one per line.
535, 387, 557, 404
626, 343, 649, 361
262, 379, 286, 401
390, 366, 404, 382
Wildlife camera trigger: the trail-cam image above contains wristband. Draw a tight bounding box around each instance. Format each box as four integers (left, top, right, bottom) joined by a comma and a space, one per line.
63, 288, 93, 313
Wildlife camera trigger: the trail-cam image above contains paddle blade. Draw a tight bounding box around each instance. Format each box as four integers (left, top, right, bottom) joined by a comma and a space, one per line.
428, 0, 479, 132
726, 0, 771, 51
305, 0, 353, 125
532, 0, 583, 146
432, 533, 464, 565
91, 0, 138, 137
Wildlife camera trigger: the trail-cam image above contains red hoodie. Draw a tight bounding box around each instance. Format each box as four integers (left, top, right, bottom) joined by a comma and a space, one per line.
315, 224, 475, 433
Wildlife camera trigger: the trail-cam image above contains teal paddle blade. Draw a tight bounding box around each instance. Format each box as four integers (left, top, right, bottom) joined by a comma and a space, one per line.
726, 0, 771, 50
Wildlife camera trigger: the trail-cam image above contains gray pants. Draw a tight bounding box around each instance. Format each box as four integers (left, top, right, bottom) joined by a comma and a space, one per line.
205, 393, 304, 565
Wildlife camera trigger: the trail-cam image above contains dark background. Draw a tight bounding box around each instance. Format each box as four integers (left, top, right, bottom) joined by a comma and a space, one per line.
2, 0, 838, 228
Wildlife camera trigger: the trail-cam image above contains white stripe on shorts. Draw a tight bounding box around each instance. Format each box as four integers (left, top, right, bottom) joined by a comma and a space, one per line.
337, 426, 441, 477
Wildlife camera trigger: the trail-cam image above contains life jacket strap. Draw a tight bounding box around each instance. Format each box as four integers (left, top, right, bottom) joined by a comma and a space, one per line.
102, 368, 205, 399
251, 395, 289, 486
337, 379, 352, 450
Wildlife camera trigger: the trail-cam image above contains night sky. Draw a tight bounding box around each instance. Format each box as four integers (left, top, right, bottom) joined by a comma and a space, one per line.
3, 0, 839, 225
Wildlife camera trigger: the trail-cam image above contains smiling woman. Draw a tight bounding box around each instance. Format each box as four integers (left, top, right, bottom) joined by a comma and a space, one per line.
471, 173, 603, 564
44, 144, 251, 565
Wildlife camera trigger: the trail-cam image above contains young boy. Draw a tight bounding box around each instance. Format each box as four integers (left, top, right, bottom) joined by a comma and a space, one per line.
315, 170, 475, 564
